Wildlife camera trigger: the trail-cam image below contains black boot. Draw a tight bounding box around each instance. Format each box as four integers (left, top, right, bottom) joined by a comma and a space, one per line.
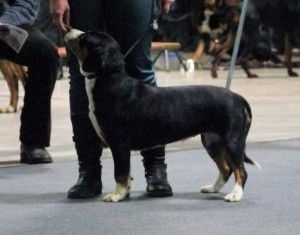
20, 143, 53, 164
67, 140, 103, 199
67, 160, 102, 199
142, 146, 173, 197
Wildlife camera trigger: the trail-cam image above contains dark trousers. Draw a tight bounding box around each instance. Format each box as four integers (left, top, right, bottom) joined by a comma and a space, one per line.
0, 25, 59, 147
67, 0, 164, 159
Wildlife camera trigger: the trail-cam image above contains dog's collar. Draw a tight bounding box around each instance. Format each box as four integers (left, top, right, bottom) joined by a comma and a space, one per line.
87, 73, 98, 79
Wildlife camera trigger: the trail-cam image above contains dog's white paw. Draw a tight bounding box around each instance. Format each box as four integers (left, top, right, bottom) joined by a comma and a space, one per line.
0, 105, 15, 113
103, 193, 127, 202
224, 184, 243, 202
201, 173, 225, 193
201, 185, 220, 193
224, 193, 242, 202
102, 181, 131, 203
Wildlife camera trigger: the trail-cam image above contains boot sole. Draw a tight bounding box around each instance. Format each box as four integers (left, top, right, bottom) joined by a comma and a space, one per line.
67, 191, 101, 199
20, 152, 53, 164
67, 186, 102, 199
147, 191, 173, 197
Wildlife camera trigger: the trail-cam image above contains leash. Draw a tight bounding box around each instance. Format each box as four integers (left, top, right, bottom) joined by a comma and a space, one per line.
123, 18, 159, 58
124, 0, 162, 58
86, 14, 160, 78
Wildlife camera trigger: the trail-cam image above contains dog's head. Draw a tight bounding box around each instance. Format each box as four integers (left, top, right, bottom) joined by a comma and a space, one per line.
64, 29, 125, 77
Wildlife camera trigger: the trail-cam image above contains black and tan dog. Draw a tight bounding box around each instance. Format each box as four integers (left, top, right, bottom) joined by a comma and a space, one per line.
0, 60, 27, 113
65, 29, 260, 203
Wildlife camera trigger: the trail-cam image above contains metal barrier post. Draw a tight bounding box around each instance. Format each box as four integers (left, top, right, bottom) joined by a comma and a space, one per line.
226, 0, 249, 89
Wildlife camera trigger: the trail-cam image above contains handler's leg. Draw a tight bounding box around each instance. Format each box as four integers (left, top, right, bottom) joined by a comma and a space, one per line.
67, 0, 105, 198
141, 147, 173, 197
105, 0, 172, 197
0, 26, 59, 164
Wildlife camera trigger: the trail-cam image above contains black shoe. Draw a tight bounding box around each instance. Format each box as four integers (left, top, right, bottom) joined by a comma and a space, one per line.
67, 168, 102, 199
20, 144, 53, 164
145, 164, 173, 197
142, 146, 173, 197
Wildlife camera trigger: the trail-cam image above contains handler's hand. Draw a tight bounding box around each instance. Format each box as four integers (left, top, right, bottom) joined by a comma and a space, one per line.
50, 0, 71, 32
162, 0, 175, 13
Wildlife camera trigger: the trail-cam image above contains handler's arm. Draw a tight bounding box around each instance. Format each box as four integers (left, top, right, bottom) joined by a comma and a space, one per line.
0, 0, 39, 26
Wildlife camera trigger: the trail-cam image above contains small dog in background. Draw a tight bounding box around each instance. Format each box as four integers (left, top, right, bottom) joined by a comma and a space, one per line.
0, 60, 27, 113
208, 0, 300, 79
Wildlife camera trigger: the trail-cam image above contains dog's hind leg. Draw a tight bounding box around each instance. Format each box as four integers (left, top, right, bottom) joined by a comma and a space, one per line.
241, 57, 258, 78
0, 60, 18, 113
200, 133, 233, 194
201, 132, 249, 202
223, 160, 247, 202
285, 33, 298, 77
222, 129, 249, 202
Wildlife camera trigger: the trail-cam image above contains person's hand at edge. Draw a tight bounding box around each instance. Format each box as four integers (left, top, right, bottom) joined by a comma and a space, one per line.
162, 0, 175, 13
50, 0, 71, 32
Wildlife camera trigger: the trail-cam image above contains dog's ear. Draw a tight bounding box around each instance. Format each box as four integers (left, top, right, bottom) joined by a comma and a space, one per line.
82, 32, 125, 76
99, 46, 125, 74
81, 47, 105, 74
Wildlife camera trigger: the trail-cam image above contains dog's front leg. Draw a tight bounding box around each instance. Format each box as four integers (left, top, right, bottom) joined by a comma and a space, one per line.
103, 144, 132, 202
102, 175, 132, 202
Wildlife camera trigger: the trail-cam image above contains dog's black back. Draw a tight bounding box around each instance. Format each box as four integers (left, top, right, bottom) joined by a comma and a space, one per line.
91, 71, 249, 151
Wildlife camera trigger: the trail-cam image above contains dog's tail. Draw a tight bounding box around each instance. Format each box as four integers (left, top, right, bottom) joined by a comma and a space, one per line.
241, 95, 252, 138
240, 96, 261, 170
244, 155, 261, 170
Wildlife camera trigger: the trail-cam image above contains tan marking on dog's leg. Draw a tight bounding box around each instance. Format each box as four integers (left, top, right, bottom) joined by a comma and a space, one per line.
245, 107, 251, 124
0, 60, 24, 113
201, 134, 232, 194
103, 175, 132, 202
201, 156, 231, 193
8, 76, 18, 112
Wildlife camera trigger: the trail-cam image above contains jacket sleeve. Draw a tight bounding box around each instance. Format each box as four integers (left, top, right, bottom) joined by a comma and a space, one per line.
0, 0, 40, 26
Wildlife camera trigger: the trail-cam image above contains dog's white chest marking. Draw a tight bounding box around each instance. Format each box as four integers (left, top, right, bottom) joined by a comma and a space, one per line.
85, 77, 107, 145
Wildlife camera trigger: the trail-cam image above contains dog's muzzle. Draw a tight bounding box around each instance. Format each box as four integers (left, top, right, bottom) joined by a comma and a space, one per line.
64, 28, 85, 44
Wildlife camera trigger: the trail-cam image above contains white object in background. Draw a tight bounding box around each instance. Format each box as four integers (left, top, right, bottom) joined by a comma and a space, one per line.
185, 59, 195, 72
